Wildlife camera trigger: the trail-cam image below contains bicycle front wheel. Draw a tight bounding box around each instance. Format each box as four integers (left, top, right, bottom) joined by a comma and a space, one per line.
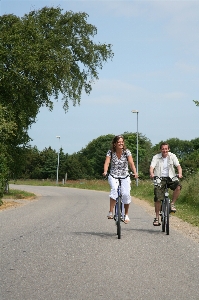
117, 196, 121, 239
165, 198, 170, 235
161, 201, 166, 233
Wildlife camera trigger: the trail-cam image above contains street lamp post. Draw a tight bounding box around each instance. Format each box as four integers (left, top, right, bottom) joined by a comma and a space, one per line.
131, 110, 139, 186
56, 136, 60, 184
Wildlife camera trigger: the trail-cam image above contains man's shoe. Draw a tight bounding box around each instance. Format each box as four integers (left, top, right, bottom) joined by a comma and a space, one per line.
171, 204, 176, 212
153, 218, 161, 226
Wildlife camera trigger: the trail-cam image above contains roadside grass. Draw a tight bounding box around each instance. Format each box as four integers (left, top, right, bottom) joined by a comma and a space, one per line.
9, 178, 111, 191
6, 176, 199, 227
3, 189, 35, 200
131, 178, 199, 227
1, 189, 36, 211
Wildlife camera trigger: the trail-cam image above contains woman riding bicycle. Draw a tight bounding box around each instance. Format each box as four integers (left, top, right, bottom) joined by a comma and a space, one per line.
103, 135, 138, 223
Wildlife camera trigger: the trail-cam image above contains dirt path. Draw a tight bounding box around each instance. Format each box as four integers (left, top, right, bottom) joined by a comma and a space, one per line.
133, 196, 199, 244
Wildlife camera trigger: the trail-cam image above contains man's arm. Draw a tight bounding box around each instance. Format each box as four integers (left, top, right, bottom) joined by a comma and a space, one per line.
149, 165, 154, 178
177, 165, 183, 178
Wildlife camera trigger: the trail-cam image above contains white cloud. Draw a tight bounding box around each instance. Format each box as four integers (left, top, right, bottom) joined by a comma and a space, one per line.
83, 77, 189, 107
175, 61, 198, 73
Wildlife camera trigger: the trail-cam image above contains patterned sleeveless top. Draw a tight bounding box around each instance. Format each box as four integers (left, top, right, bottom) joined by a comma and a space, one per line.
106, 149, 131, 176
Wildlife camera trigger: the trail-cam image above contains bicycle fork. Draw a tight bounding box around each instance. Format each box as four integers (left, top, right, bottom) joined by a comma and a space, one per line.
114, 186, 125, 223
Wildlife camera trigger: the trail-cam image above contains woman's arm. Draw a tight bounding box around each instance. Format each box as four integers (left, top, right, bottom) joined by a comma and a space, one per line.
103, 156, 111, 176
128, 156, 138, 178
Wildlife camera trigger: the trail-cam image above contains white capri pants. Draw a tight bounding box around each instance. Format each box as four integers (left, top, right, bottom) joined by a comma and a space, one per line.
108, 175, 131, 204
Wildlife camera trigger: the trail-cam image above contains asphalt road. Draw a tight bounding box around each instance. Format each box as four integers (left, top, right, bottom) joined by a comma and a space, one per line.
1, 185, 199, 300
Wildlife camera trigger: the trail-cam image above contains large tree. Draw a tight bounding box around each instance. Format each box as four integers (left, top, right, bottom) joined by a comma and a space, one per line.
0, 6, 113, 198
0, 6, 113, 141
0, 105, 17, 203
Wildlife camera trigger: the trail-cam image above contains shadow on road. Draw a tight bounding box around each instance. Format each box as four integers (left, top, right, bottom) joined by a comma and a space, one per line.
123, 227, 162, 235
73, 231, 117, 239
73, 226, 162, 239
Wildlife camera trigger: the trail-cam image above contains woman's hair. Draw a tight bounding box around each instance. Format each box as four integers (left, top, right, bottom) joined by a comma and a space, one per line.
111, 135, 126, 152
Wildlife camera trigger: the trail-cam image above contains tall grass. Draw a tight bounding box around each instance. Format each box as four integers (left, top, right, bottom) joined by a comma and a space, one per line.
131, 175, 199, 227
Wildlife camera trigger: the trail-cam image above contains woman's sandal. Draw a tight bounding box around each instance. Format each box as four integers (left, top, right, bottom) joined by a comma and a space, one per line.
153, 218, 161, 226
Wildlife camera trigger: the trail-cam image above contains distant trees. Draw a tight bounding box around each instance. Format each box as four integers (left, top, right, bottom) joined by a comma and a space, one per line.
1, 130, 198, 186
5, 134, 199, 184
14, 132, 153, 180
19, 146, 67, 180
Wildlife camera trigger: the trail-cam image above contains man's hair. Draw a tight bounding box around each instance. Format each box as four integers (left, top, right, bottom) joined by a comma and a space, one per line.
160, 142, 170, 149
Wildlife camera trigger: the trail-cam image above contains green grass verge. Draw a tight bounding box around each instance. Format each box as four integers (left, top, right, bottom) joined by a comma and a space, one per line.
3, 189, 35, 200
7, 176, 199, 227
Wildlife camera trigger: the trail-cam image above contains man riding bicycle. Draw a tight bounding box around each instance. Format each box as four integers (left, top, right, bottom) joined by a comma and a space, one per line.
149, 142, 183, 226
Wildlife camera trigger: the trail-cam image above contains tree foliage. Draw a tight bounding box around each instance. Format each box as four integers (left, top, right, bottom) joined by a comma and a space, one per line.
8, 134, 199, 183
193, 100, 199, 106
0, 105, 17, 203
0, 6, 113, 202
17, 132, 153, 180
0, 7, 113, 143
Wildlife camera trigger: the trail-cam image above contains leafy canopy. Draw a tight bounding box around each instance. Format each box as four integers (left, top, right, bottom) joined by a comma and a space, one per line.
193, 100, 199, 106
0, 6, 113, 202
0, 6, 114, 142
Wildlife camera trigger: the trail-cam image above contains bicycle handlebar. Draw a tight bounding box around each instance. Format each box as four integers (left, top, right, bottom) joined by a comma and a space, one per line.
153, 175, 179, 186
153, 175, 179, 180
104, 172, 135, 180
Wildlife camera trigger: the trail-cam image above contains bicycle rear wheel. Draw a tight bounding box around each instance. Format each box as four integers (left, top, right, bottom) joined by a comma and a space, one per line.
165, 198, 170, 235
117, 196, 121, 239
161, 201, 166, 232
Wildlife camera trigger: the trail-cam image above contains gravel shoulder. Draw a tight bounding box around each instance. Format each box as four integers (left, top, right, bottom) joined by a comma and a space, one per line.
133, 196, 199, 244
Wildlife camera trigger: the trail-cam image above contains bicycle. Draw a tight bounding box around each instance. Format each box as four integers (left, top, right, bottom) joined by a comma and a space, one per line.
107, 173, 133, 239
153, 175, 179, 235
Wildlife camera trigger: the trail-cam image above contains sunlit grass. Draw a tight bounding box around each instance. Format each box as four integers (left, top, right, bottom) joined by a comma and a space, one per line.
10, 178, 111, 191
3, 189, 35, 199
131, 177, 199, 227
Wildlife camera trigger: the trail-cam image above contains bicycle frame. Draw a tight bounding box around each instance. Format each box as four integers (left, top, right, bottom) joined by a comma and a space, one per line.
115, 178, 125, 218
161, 179, 170, 235
153, 176, 171, 235
114, 178, 124, 239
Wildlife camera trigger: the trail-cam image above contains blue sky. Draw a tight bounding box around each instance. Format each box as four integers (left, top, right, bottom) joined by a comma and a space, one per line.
1, 1, 199, 154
